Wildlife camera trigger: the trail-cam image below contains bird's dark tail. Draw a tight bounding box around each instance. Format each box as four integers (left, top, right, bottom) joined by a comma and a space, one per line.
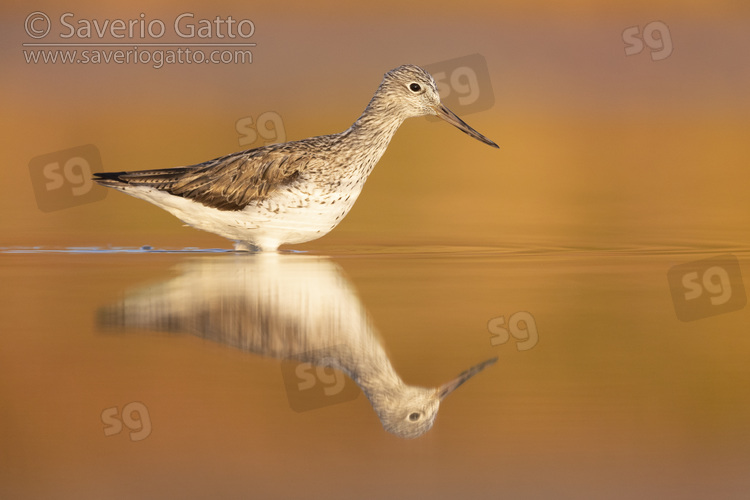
93, 168, 193, 189
92, 171, 129, 187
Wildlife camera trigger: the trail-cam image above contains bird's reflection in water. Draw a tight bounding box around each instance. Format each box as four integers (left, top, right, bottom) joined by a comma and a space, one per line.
98, 254, 496, 438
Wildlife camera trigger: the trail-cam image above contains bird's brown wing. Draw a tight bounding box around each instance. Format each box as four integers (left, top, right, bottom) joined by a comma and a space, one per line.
94, 145, 314, 211
168, 148, 307, 211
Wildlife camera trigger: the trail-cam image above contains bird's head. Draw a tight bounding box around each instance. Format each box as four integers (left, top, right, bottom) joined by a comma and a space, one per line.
373, 357, 498, 439
379, 64, 498, 148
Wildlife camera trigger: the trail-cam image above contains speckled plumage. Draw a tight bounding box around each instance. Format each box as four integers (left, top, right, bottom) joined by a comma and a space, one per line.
94, 65, 498, 251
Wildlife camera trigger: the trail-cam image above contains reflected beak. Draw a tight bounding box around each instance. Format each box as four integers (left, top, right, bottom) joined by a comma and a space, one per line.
437, 357, 498, 401
434, 104, 499, 148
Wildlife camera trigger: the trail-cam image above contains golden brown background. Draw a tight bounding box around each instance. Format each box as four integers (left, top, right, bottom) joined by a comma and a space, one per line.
2, 0, 748, 250
2, 1, 749, 499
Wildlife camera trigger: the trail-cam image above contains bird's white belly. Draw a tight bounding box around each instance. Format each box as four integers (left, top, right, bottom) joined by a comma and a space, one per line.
122, 184, 363, 250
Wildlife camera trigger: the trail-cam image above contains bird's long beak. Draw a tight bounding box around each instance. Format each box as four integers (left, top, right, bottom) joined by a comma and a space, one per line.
434, 104, 499, 148
437, 357, 498, 401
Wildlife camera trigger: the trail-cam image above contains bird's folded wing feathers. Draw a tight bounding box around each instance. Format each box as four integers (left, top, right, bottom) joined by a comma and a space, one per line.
95, 147, 312, 211
169, 149, 304, 211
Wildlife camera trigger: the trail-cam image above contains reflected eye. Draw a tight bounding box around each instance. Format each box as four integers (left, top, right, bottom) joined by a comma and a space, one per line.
409, 83, 421, 92
408, 412, 421, 421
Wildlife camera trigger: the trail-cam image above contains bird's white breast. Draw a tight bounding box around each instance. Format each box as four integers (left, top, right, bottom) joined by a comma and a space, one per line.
119, 181, 365, 251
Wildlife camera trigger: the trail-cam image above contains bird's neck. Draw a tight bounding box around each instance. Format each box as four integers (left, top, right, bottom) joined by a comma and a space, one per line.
328, 342, 406, 410
340, 92, 407, 169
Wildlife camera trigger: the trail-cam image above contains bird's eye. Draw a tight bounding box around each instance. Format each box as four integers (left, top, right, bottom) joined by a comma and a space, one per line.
409, 83, 421, 92
408, 412, 421, 421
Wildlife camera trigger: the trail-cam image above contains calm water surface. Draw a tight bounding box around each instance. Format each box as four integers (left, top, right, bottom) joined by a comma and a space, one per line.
1, 246, 748, 499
